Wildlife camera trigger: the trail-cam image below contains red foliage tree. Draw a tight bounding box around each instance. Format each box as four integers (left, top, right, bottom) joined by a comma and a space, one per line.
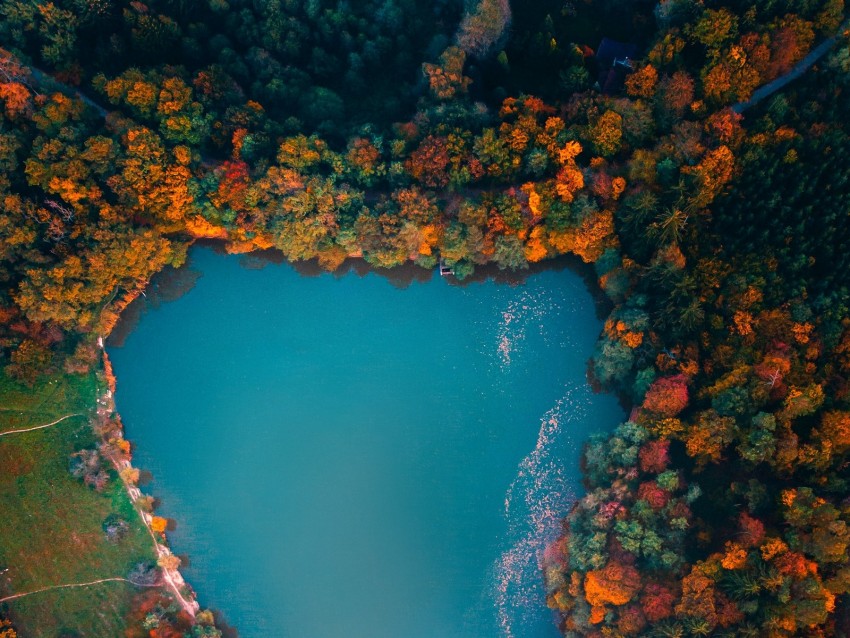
640, 583, 676, 622
657, 71, 694, 116
638, 481, 670, 509
616, 604, 647, 635
642, 374, 689, 416
405, 135, 451, 188
738, 512, 766, 548
639, 439, 670, 473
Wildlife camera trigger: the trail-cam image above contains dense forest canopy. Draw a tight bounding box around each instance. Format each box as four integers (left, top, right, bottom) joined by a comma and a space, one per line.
1, 0, 850, 635
0, 0, 465, 137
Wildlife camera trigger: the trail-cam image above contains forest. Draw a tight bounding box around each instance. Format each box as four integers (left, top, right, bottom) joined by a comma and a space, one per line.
1, 0, 850, 635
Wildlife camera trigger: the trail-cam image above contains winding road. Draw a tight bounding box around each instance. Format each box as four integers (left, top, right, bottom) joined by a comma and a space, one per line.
733, 20, 850, 113
27, 66, 108, 118
20, 20, 850, 136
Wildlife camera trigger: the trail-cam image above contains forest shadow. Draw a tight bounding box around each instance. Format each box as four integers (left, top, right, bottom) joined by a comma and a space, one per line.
238, 245, 613, 321
108, 264, 203, 347
110, 240, 613, 347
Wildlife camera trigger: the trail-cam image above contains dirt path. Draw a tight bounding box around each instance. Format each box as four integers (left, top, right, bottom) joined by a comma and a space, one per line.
0, 383, 198, 616
0, 413, 82, 438
0, 577, 159, 604
100, 442, 200, 619
0, 401, 197, 616
27, 66, 108, 117
96, 355, 200, 619
733, 20, 850, 113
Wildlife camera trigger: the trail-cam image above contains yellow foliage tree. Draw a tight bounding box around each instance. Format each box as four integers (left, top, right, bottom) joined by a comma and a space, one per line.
150, 516, 168, 534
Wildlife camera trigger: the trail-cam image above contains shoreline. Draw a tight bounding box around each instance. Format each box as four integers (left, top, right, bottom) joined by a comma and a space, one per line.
96, 340, 200, 619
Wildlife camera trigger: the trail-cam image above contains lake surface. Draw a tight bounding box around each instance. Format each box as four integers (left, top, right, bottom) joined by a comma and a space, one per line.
108, 247, 624, 638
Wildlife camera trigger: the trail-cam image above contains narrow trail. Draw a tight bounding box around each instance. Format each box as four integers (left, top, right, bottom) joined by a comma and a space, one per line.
106, 443, 200, 619
0, 413, 82, 437
27, 66, 108, 117
0, 577, 159, 604
0, 397, 198, 616
95, 360, 200, 619
0, 382, 198, 616
733, 19, 850, 113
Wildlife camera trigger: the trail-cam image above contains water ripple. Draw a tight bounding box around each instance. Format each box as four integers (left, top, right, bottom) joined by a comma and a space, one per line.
494, 288, 562, 369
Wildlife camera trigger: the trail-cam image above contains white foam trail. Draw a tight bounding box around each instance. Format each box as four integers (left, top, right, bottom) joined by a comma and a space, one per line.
493, 387, 588, 638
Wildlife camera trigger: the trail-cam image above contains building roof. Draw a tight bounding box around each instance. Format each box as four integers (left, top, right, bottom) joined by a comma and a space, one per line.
595, 38, 638, 95
596, 38, 638, 68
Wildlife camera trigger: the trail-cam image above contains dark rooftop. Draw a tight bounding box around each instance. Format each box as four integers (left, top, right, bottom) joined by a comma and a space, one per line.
595, 38, 638, 95
596, 38, 638, 68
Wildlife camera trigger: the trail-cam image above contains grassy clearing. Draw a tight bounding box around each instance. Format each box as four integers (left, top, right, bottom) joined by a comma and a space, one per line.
0, 372, 155, 637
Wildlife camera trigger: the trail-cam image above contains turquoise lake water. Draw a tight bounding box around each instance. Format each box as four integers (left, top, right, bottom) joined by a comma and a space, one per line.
108, 247, 625, 638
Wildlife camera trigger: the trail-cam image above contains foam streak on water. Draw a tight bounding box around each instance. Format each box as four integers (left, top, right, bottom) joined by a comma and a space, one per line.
493, 386, 588, 638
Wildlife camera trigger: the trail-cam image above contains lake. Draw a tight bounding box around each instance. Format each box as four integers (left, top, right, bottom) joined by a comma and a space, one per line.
108, 247, 625, 638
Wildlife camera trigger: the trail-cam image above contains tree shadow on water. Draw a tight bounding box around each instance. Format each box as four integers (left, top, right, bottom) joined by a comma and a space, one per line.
210, 611, 240, 638
110, 242, 612, 344
107, 264, 203, 347
234, 246, 609, 317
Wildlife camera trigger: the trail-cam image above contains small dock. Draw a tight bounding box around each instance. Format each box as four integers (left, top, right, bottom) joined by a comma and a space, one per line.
439, 258, 454, 277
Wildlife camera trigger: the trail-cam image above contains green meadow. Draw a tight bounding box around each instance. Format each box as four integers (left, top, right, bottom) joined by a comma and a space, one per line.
0, 372, 154, 637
